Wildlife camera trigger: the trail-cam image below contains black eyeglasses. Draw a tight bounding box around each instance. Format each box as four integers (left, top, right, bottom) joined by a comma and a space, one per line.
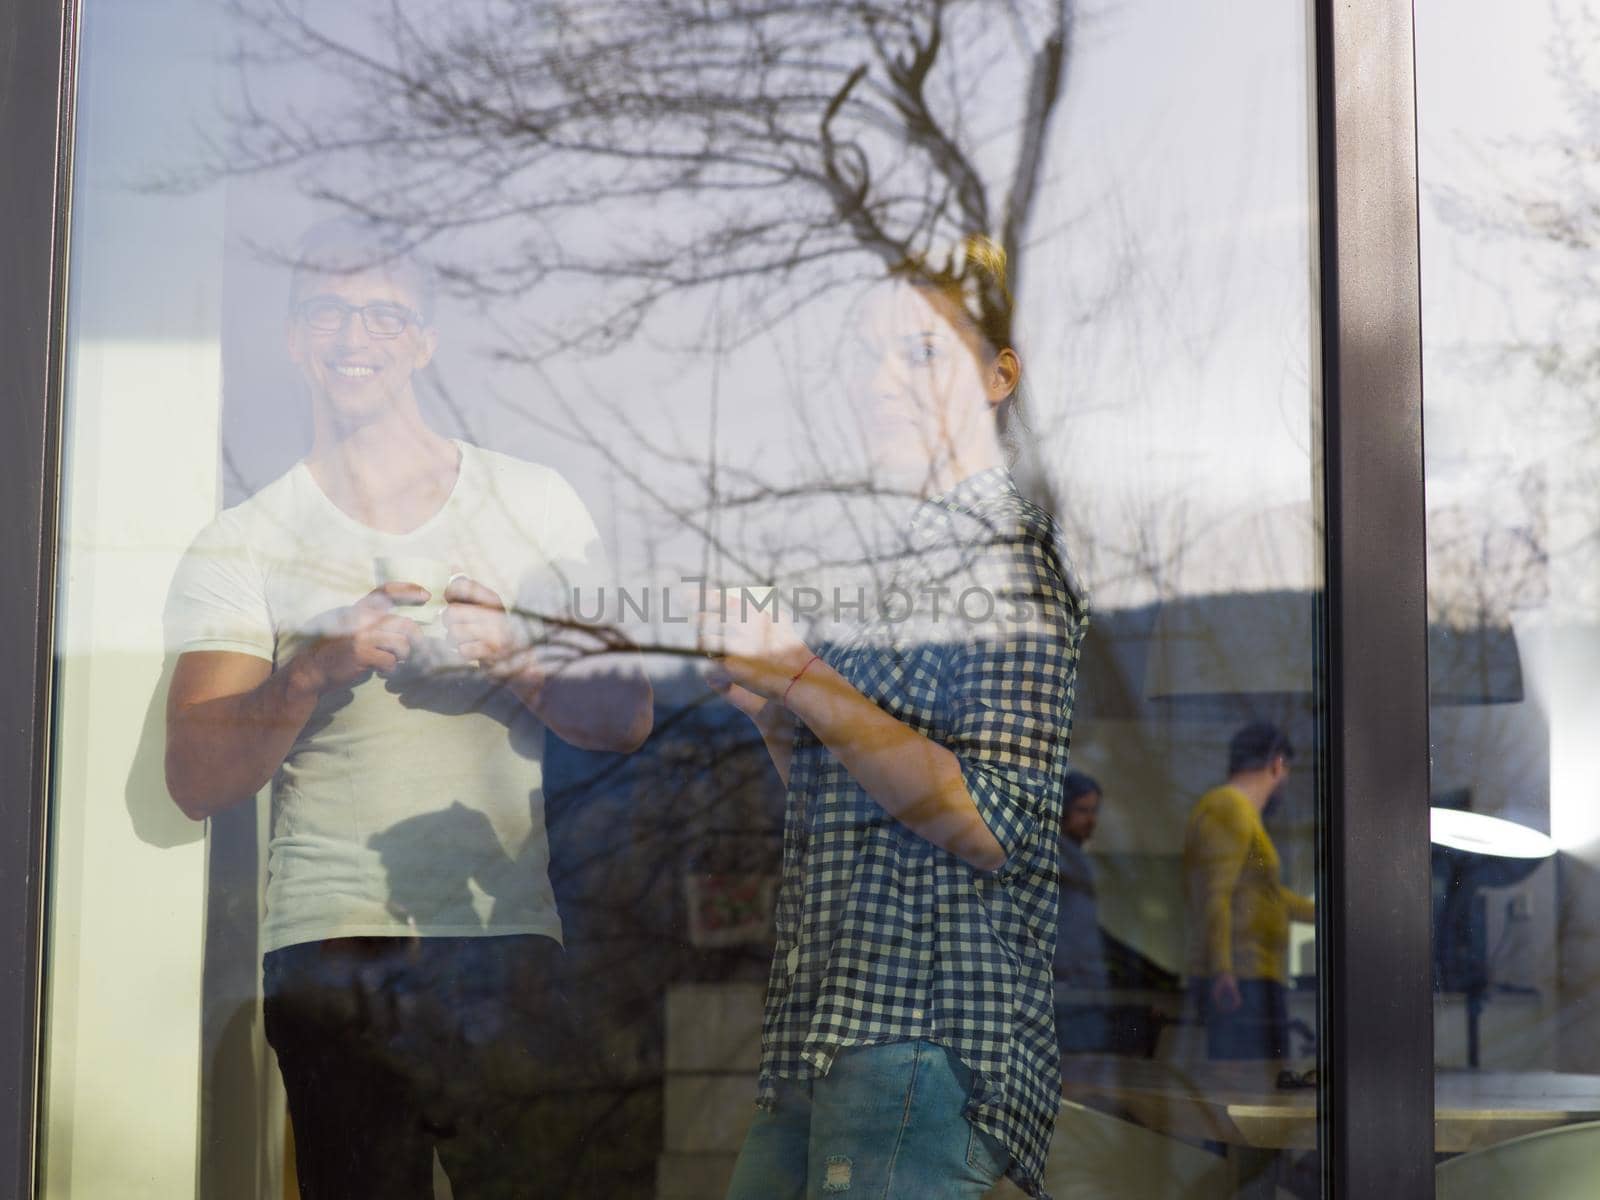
296, 297, 419, 339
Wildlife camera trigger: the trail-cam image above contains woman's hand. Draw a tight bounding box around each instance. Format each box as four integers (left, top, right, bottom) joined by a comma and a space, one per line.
699, 592, 803, 783
696, 589, 814, 702
709, 674, 798, 742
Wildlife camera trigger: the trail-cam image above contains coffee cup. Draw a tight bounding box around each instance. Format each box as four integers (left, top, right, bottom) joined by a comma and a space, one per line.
373, 555, 465, 632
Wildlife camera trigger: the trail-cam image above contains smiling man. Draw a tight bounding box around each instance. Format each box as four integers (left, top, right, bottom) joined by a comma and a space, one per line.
163, 219, 652, 1199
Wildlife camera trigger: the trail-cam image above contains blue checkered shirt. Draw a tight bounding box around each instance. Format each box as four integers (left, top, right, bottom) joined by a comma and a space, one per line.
755, 469, 1087, 1199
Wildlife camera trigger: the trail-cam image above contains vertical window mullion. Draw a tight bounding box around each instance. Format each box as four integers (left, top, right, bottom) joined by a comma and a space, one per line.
0, 2, 77, 1197
1315, 0, 1435, 1195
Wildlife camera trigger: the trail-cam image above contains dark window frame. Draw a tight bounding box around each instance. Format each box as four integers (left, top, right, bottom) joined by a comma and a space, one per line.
1314, 0, 1435, 1195
0, 3, 77, 1198
0, 0, 1436, 1195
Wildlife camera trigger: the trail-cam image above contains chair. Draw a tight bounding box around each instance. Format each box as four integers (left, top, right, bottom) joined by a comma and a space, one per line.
1437, 1121, 1600, 1200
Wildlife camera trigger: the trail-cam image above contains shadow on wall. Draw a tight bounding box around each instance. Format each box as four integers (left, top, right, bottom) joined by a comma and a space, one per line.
124, 653, 273, 1196
124, 653, 203, 849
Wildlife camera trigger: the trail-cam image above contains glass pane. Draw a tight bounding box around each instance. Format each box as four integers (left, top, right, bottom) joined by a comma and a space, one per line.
40, 2, 1324, 1197
1417, 0, 1600, 1190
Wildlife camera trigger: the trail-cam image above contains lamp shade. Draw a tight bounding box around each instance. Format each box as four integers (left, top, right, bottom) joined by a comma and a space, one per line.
1430, 808, 1555, 860
1431, 807, 1554, 1024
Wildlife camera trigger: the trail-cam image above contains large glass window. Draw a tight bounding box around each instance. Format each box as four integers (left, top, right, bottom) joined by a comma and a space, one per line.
40, 2, 1328, 1197
1418, 0, 1600, 1190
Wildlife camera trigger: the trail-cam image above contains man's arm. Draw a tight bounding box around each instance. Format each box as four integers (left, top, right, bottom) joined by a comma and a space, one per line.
518, 654, 654, 753
166, 583, 427, 820
442, 577, 653, 753
165, 651, 316, 820
1282, 885, 1316, 924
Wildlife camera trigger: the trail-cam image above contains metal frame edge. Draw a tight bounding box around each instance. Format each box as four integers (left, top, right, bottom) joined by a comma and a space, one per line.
0, 0, 78, 1196
1314, 0, 1435, 1195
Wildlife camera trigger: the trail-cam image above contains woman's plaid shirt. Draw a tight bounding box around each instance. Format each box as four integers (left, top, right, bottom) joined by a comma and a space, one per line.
755, 469, 1087, 1199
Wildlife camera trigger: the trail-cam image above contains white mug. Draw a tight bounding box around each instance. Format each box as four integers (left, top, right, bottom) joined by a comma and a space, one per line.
372, 555, 467, 630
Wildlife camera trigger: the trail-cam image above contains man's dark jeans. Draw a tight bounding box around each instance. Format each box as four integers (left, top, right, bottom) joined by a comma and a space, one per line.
1191, 977, 1288, 1060
263, 934, 585, 1200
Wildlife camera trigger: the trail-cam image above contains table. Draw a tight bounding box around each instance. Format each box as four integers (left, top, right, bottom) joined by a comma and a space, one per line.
1061, 1055, 1600, 1154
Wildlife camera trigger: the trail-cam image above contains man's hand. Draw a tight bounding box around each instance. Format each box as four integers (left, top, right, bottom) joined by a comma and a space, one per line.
696, 589, 813, 702
441, 576, 523, 669
442, 576, 625, 718
1211, 971, 1243, 1014
168, 584, 424, 819
290, 582, 429, 695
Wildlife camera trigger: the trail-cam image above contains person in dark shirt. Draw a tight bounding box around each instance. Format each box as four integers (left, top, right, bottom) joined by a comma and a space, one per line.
1054, 770, 1111, 1053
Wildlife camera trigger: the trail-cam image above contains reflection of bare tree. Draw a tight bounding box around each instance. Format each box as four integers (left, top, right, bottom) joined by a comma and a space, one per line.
215, 0, 1076, 357
1427, 491, 1548, 633
189, 6, 1108, 1192
197, 0, 1286, 626
206, 0, 1106, 619
1429, 2, 1600, 391
1426, 1, 1600, 616
1411, 11, 1590, 1075
203, 0, 1099, 748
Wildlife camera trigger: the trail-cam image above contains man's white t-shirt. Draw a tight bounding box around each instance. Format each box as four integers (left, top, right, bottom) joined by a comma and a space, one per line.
165, 441, 607, 954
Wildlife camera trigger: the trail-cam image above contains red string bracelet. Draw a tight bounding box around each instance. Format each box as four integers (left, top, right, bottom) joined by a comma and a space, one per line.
782, 653, 822, 707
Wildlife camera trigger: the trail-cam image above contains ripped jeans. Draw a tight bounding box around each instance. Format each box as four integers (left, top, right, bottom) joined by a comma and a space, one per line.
724, 1040, 1010, 1199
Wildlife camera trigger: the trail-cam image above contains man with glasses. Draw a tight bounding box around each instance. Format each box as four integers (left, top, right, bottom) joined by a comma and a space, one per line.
163, 219, 653, 1198
1181, 721, 1313, 1061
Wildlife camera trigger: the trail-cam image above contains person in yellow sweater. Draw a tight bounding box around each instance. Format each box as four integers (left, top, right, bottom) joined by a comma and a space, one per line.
1182, 722, 1314, 1060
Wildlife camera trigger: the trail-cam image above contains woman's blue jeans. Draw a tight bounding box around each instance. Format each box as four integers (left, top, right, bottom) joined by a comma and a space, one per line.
725, 1039, 1010, 1199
